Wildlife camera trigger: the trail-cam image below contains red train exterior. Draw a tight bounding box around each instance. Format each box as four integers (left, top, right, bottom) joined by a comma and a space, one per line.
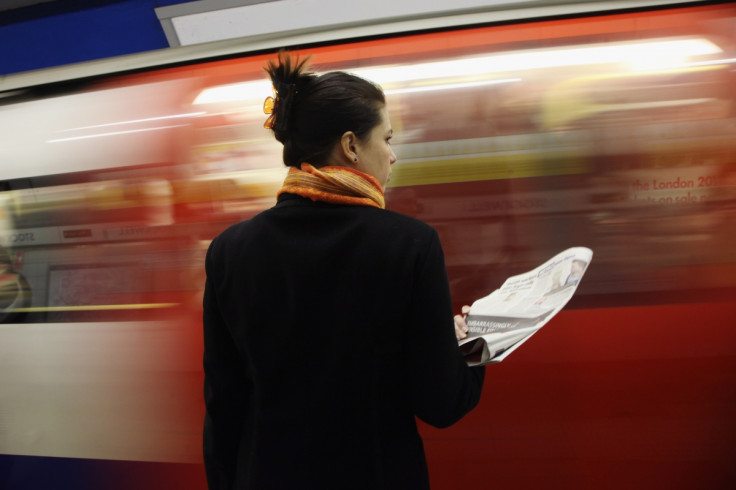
1, 2, 735, 489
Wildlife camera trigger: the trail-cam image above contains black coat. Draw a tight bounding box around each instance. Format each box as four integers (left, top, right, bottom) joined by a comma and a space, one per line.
203, 193, 484, 490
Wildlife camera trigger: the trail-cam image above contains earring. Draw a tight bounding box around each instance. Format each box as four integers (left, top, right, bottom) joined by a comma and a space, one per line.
354, 157, 358, 162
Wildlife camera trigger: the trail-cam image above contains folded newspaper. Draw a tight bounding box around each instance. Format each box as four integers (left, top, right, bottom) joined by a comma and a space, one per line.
459, 247, 593, 366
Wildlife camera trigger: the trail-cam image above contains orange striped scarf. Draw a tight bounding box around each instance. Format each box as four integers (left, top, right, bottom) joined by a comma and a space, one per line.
277, 163, 385, 209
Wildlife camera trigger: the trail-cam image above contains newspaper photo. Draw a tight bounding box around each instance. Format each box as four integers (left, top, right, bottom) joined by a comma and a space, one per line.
459, 247, 593, 366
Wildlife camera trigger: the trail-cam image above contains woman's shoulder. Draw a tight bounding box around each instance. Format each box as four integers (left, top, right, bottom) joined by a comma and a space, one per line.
376, 207, 436, 233
207, 213, 263, 251
349, 207, 441, 253
209, 200, 439, 253
276, 193, 436, 233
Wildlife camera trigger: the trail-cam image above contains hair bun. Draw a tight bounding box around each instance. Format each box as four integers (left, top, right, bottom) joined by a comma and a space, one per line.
264, 52, 313, 141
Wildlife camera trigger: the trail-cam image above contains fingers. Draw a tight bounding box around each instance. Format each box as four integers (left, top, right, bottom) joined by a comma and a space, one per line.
454, 305, 471, 340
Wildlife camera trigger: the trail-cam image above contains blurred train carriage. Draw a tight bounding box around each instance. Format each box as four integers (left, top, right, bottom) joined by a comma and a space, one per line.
1, 1, 735, 489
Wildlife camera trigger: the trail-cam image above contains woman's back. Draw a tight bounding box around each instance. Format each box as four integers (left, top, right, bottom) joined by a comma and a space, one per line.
204, 194, 484, 489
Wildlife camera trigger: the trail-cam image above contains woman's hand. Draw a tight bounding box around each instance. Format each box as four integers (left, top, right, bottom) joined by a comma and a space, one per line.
453, 305, 471, 340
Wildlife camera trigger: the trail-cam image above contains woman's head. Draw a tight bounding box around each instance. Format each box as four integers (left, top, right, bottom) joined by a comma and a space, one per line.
264, 52, 396, 186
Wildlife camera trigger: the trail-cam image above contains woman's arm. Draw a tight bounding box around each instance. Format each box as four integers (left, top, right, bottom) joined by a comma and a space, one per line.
405, 230, 485, 428
202, 241, 249, 490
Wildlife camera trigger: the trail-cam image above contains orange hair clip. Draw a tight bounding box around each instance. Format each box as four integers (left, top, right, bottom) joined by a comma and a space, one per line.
263, 88, 276, 129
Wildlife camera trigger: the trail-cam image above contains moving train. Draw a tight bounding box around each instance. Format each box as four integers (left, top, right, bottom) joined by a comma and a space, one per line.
2, 1, 735, 488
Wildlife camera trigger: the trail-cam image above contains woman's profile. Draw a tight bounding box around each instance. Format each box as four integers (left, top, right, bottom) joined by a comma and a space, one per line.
203, 52, 485, 490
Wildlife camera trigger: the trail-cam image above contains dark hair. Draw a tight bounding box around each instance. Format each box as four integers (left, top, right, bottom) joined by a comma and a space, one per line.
264, 52, 386, 167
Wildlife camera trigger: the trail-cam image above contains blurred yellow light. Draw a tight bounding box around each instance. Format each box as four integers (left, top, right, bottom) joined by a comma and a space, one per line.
193, 80, 271, 105
55, 112, 206, 131
384, 78, 520, 95
356, 38, 722, 83
46, 112, 205, 143
191, 38, 722, 105
47, 124, 187, 143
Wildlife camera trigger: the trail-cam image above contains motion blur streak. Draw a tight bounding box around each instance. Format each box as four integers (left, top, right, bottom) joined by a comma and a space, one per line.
1, 2, 736, 490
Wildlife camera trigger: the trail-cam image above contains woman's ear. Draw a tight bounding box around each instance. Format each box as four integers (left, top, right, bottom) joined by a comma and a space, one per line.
339, 131, 359, 165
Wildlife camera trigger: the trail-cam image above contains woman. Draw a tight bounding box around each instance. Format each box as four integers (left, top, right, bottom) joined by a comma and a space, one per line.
203, 52, 485, 490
